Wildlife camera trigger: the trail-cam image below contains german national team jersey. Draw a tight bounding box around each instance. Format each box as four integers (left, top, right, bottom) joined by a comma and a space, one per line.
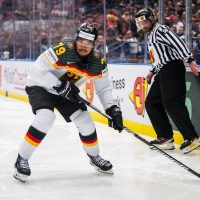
26, 39, 114, 110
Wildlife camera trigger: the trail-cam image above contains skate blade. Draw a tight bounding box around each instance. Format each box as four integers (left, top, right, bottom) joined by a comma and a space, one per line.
93, 166, 114, 175
13, 170, 29, 183
182, 144, 200, 154
90, 162, 114, 175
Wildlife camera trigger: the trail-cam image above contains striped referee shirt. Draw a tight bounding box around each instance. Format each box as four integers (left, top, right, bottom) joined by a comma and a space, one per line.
148, 23, 193, 74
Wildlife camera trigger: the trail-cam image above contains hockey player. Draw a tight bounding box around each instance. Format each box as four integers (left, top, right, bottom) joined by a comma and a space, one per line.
13, 23, 123, 182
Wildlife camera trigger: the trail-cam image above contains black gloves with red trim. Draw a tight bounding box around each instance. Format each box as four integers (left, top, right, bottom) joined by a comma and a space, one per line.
53, 80, 87, 111
106, 105, 123, 133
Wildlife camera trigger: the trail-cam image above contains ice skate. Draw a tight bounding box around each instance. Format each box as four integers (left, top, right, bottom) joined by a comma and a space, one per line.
87, 154, 113, 174
180, 138, 200, 154
150, 137, 175, 150
13, 154, 31, 183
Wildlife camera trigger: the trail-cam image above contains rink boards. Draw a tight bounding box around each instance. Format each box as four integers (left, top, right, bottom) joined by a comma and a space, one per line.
0, 60, 200, 147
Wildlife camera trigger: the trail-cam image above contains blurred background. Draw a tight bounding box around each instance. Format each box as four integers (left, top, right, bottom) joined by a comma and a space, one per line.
0, 0, 200, 64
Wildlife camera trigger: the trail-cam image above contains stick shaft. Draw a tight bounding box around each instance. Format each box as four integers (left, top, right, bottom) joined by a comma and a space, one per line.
78, 96, 200, 179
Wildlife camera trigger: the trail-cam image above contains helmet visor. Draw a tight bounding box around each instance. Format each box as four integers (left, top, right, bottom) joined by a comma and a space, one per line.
135, 15, 148, 28
135, 15, 149, 23
135, 15, 153, 30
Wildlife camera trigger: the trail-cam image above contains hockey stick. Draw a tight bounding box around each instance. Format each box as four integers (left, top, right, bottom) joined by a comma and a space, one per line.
77, 95, 200, 179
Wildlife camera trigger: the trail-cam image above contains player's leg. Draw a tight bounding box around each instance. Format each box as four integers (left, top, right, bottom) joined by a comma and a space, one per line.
70, 109, 113, 174
57, 99, 113, 174
14, 86, 56, 182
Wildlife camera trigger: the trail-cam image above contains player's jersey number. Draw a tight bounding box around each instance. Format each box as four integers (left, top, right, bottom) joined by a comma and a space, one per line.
53, 42, 66, 56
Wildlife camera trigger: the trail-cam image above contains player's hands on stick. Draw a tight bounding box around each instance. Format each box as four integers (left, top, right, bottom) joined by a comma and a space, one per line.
106, 105, 123, 133
53, 80, 87, 111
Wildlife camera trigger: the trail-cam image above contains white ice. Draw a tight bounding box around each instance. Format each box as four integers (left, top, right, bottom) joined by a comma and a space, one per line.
0, 96, 200, 200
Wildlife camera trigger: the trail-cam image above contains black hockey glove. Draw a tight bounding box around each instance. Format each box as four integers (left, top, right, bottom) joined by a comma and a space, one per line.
105, 105, 123, 133
53, 80, 87, 111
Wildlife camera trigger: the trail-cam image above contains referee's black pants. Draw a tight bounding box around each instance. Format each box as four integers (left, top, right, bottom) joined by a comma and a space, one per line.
145, 60, 198, 140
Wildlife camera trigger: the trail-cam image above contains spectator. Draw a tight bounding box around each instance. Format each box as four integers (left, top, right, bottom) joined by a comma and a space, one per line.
94, 35, 108, 58
123, 30, 140, 63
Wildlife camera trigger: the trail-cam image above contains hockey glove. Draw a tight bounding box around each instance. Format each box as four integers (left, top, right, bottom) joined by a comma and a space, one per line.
105, 105, 123, 133
53, 80, 87, 111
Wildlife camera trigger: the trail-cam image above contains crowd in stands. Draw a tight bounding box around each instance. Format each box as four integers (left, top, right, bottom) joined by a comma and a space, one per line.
0, 0, 200, 63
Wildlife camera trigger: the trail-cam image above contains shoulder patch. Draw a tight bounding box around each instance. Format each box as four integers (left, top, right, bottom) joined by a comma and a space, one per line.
44, 48, 58, 64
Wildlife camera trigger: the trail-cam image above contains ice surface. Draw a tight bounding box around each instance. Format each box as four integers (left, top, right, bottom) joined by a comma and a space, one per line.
0, 96, 200, 200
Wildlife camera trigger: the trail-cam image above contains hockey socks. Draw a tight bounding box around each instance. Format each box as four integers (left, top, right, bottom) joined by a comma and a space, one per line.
19, 126, 46, 160
79, 130, 99, 156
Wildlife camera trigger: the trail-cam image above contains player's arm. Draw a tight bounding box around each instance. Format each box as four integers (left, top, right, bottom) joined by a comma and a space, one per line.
93, 67, 114, 110
94, 62, 123, 132
42, 43, 64, 69
37, 43, 67, 89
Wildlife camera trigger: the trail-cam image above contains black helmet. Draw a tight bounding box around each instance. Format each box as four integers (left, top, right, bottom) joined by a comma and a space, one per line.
76, 22, 98, 42
135, 8, 156, 27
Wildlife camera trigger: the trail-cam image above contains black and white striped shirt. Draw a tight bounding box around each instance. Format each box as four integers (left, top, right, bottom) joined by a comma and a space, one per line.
148, 23, 193, 74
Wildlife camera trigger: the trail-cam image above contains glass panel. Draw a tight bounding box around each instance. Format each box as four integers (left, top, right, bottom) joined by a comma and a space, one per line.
13, 0, 30, 59
30, 0, 51, 60
0, 0, 14, 59
193, 35, 200, 64
192, 1, 200, 64
0, 0, 199, 64
105, 0, 158, 63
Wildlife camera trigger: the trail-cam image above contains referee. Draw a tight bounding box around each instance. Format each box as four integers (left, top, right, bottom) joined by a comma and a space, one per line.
135, 8, 200, 154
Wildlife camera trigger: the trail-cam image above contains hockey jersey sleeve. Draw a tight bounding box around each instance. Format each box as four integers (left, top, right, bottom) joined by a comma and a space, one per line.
94, 66, 114, 110
28, 63, 61, 89
26, 48, 62, 91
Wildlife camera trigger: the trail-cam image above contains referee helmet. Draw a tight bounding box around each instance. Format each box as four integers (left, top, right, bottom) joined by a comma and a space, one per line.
135, 8, 156, 28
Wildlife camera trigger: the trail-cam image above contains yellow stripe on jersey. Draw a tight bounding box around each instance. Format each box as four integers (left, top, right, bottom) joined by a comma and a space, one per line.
55, 65, 102, 79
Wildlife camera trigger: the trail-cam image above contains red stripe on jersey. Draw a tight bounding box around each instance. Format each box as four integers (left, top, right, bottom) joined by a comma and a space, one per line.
55, 61, 102, 77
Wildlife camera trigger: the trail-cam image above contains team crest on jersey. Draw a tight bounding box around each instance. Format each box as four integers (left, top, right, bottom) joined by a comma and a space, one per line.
68, 42, 74, 49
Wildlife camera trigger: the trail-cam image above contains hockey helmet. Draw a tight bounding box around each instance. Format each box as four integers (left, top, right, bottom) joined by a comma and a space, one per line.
135, 8, 156, 28
76, 22, 98, 42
